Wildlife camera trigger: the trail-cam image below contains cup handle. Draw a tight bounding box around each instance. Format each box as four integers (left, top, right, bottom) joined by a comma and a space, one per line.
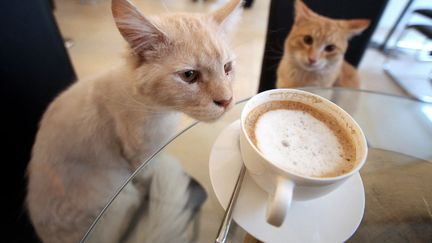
266, 178, 295, 227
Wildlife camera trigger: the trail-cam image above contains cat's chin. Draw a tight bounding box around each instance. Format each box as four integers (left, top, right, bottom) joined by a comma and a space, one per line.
187, 107, 228, 123
300, 62, 325, 72
194, 113, 225, 123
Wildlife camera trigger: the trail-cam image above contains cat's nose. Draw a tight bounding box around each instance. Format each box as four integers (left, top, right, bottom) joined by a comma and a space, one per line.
308, 58, 317, 64
214, 97, 232, 109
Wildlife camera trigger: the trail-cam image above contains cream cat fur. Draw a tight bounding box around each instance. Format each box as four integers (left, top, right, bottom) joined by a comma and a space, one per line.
26, 0, 242, 242
277, 0, 370, 89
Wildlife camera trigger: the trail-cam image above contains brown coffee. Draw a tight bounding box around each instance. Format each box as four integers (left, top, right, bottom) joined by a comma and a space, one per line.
245, 100, 357, 178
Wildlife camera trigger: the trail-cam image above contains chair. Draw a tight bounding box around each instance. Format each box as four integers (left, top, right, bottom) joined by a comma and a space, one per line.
392, 8, 432, 61
257, 0, 389, 92
1, 0, 76, 241
413, 9, 432, 19
381, 6, 432, 103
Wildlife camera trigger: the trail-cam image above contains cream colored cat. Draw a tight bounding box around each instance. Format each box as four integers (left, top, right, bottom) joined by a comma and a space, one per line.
26, 0, 242, 242
277, 0, 370, 89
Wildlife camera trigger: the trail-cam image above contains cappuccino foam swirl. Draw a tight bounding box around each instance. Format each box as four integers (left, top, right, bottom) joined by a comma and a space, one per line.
246, 100, 356, 178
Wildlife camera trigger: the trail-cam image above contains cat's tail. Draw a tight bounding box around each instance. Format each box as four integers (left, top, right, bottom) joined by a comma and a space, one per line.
124, 154, 207, 243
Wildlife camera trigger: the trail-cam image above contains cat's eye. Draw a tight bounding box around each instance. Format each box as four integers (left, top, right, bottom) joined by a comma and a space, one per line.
179, 70, 199, 83
224, 62, 233, 75
324, 44, 336, 52
303, 35, 313, 45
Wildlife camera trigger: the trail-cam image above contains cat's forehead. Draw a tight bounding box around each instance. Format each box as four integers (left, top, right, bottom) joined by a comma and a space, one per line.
294, 18, 347, 43
157, 14, 231, 62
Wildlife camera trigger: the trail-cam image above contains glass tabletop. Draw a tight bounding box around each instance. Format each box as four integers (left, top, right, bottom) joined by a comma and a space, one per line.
82, 88, 432, 243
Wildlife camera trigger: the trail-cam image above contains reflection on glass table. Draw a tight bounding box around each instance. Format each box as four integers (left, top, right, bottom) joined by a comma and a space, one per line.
82, 88, 432, 243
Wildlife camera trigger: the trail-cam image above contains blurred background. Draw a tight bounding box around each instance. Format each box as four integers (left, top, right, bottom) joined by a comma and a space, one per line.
53, 0, 431, 100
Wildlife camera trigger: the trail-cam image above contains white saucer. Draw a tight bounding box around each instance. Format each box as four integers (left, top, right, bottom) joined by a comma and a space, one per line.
209, 120, 365, 243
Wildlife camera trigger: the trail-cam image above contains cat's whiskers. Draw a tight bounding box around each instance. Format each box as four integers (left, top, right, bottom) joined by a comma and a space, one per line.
264, 42, 284, 55
109, 88, 214, 115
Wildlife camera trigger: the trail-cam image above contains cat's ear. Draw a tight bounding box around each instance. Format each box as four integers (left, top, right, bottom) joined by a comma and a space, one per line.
294, 0, 316, 22
210, 0, 243, 34
344, 19, 370, 38
112, 0, 167, 59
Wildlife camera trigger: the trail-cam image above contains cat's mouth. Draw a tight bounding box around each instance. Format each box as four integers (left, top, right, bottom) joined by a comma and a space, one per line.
210, 103, 232, 120
189, 101, 233, 123
195, 111, 225, 122
301, 61, 325, 71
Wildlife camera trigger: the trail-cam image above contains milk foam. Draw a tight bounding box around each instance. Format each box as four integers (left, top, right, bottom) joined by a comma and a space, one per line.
255, 109, 348, 177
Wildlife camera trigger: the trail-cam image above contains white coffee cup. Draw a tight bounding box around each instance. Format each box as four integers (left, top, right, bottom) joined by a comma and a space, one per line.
239, 89, 367, 227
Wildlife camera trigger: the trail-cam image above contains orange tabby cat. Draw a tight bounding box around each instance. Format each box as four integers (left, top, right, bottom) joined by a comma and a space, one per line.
26, 0, 242, 242
277, 0, 370, 89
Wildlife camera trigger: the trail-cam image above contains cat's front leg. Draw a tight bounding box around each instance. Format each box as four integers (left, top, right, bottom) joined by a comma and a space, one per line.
89, 182, 142, 243
124, 154, 207, 243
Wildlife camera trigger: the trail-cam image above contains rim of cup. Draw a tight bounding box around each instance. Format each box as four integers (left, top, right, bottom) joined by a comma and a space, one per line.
240, 89, 368, 182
